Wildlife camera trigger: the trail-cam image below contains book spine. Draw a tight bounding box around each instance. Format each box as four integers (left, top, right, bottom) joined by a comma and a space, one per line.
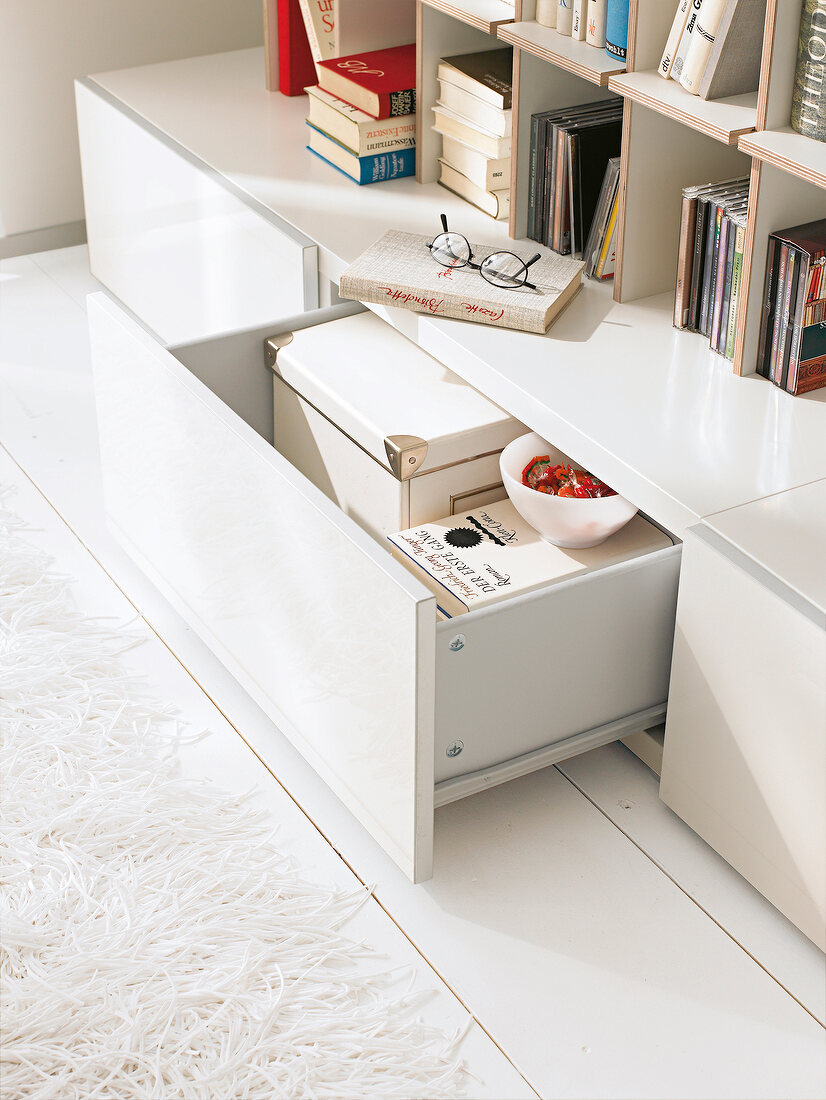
336, 276, 548, 333
791, 0, 826, 140
596, 189, 619, 278
717, 216, 737, 353
769, 243, 789, 383
605, 0, 630, 59
380, 89, 417, 119
660, 0, 692, 77
278, 0, 318, 96
674, 192, 698, 328
793, 322, 826, 394
725, 223, 746, 360
756, 236, 778, 375
671, 0, 704, 81
699, 202, 721, 336
359, 147, 415, 184
557, 0, 574, 36
573, 0, 588, 41
586, 0, 607, 47
786, 252, 810, 391
528, 114, 540, 243
536, 0, 558, 27
688, 197, 708, 331
710, 213, 731, 349
679, 0, 728, 94
778, 249, 799, 387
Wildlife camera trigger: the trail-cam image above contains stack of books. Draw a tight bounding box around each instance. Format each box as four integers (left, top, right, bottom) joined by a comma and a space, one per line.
756, 219, 826, 395
527, 100, 622, 260
431, 48, 513, 220
305, 43, 416, 184
658, 0, 766, 100
674, 177, 749, 361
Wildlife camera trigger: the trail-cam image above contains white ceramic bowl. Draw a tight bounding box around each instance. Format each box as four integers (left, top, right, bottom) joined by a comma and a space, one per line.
500, 432, 638, 549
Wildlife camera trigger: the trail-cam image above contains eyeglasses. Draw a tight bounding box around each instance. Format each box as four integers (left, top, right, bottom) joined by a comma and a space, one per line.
427, 214, 542, 290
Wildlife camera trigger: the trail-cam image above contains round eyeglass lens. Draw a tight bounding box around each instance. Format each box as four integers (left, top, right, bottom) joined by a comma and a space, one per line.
480, 251, 528, 288
430, 231, 471, 268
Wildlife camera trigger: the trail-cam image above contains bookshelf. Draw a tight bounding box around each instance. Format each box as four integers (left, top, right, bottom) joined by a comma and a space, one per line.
498, 19, 625, 87
419, 0, 516, 34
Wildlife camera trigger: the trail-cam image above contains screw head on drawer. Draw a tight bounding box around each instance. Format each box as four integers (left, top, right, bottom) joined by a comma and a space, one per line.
449, 634, 466, 652
446, 740, 464, 758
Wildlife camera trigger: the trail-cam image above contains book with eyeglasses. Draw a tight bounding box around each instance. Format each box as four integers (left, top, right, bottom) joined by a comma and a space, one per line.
338, 223, 584, 333
387, 498, 672, 619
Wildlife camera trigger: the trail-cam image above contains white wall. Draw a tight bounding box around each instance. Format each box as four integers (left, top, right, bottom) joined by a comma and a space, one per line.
0, 0, 262, 244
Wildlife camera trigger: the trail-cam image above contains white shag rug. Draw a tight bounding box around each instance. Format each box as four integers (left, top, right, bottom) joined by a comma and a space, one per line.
0, 496, 466, 1099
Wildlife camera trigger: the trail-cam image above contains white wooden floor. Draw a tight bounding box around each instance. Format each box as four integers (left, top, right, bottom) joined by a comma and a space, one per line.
1, 246, 824, 1100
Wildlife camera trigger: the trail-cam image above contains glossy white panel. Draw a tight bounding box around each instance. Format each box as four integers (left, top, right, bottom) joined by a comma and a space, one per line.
434, 545, 681, 782
662, 527, 826, 949
705, 480, 826, 614
88, 292, 436, 882
76, 82, 317, 344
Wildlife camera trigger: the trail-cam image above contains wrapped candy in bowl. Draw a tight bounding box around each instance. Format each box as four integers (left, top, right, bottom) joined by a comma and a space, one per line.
499, 432, 638, 549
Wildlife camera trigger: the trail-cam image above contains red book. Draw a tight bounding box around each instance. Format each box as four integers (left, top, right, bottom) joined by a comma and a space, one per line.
277, 0, 317, 97
317, 43, 416, 120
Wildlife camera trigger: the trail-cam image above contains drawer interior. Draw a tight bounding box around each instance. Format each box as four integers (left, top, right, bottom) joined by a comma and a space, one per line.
90, 292, 681, 882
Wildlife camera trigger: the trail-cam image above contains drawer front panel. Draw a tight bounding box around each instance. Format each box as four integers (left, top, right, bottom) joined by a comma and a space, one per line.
77, 81, 318, 345
434, 546, 681, 783
661, 527, 826, 949
88, 294, 435, 882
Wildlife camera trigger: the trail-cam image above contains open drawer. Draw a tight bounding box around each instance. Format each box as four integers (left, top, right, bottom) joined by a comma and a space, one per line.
89, 292, 681, 882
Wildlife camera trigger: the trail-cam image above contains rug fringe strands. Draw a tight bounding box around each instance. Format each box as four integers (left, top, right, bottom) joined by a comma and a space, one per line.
0, 492, 468, 1098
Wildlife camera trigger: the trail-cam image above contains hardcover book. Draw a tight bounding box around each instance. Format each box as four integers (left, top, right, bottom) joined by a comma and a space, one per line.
306, 124, 415, 183
697, 0, 767, 100
276, 0, 317, 96
792, 0, 826, 140
387, 499, 671, 618
437, 48, 513, 110
573, 0, 587, 41
317, 43, 416, 119
306, 85, 415, 156
586, 0, 607, 48
679, 0, 727, 93
298, 0, 336, 71
438, 161, 510, 221
339, 229, 584, 334
536, 0, 558, 27
441, 134, 510, 193
605, 0, 630, 60
432, 104, 512, 158
436, 80, 512, 137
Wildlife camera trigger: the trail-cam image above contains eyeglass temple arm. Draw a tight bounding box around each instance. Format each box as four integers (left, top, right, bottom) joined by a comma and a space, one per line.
440, 213, 449, 233
524, 252, 542, 269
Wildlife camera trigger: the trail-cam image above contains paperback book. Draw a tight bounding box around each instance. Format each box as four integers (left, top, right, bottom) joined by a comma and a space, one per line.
338, 229, 584, 333
306, 85, 415, 156
437, 48, 513, 109
306, 124, 415, 183
387, 499, 671, 618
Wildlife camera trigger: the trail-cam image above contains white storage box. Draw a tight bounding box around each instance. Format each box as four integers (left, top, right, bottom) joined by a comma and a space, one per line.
267, 311, 525, 541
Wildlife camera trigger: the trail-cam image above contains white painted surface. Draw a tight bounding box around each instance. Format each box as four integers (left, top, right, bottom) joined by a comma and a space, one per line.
0, 0, 262, 240
558, 741, 826, 1025
3, 245, 825, 1100
661, 526, 826, 950
705, 480, 826, 613
0, 446, 536, 1100
75, 83, 317, 344
80, 49, 826, 540
88, 292, 437, 882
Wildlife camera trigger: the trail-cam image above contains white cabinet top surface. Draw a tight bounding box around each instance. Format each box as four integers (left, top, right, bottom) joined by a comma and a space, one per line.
704, 480, 826, 614
88, 48, 826, 538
